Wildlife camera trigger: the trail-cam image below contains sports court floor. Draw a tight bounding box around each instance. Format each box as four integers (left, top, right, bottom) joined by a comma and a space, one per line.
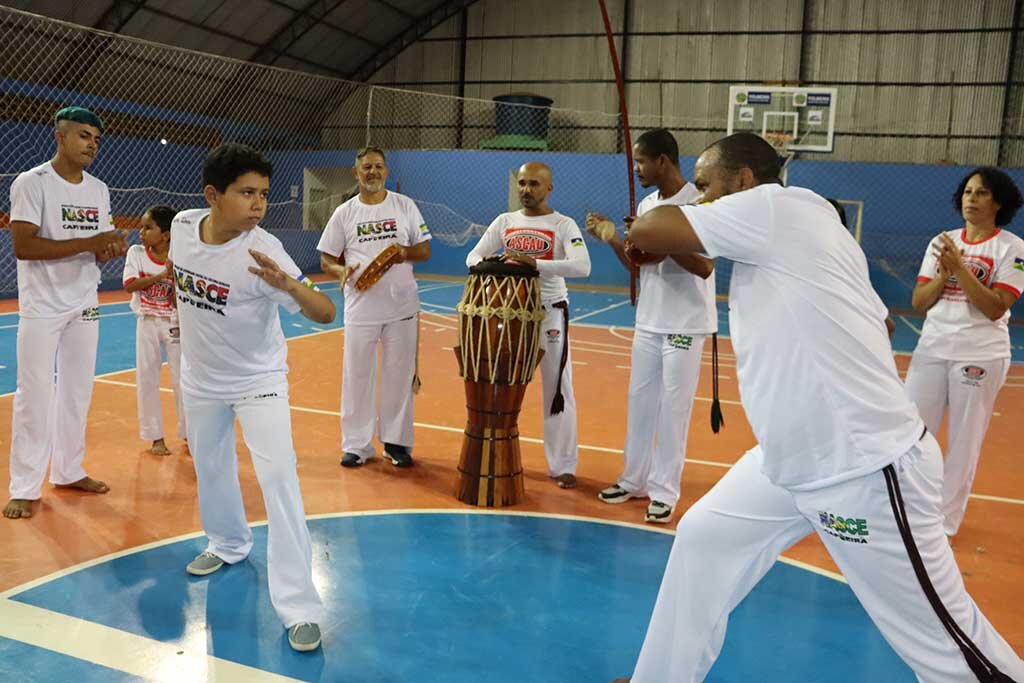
1, 276, 1021, 682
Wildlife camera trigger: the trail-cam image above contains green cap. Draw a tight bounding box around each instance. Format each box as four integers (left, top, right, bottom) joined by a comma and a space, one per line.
54, 106, 105, 133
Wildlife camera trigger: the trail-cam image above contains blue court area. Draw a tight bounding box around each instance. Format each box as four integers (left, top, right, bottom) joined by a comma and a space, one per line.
1, 277, 1018, 395
0, 511, 914, 682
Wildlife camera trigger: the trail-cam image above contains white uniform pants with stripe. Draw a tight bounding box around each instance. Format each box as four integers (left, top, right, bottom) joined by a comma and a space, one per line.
184, 386, 324, 628
631, 436, 1023, 683
135, 315, 185, 441
904, 353, 1009, 536
539, 301, 578, 477
9, 309, 99, 500
341, 316, 417, 459
618, 330, 705, 507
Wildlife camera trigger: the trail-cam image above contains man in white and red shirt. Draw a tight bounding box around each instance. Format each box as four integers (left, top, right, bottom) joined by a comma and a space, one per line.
123, 204, 185, 456
5, 106, 128, 520
318, 146, 432, 469
906, 167, 1024, 538
587, 128, 717, 524
466, 162, 591, 489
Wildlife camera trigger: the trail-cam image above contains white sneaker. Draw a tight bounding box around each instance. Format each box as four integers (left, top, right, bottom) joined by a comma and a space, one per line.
645, 501, 673, 524
598, 484, 635, 504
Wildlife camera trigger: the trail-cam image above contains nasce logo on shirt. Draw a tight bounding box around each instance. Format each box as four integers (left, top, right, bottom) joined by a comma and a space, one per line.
174, 266, 231, 316
61, 204, 101, 231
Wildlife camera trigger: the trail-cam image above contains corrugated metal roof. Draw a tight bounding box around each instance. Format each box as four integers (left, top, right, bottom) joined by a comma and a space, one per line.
0, 0, 461, 81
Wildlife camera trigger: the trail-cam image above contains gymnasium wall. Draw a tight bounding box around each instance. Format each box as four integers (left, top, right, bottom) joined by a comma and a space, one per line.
369, 0, 1023, 166
4, 117, 1024, 313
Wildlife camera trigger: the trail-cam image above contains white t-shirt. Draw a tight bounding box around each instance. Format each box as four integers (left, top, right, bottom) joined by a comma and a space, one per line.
635, 184, 717, 334
169, 209, 303, 400
466, 210, 591, 304
10, 161, 113, 318
122, 244, 177, 321
915, 228, 1024, 361
316, 191, 430, 325
681, 184, 923, 491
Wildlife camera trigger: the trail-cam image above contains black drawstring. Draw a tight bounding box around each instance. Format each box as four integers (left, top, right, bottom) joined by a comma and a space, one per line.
549, 301, 569, 415
710, 333, 724, 433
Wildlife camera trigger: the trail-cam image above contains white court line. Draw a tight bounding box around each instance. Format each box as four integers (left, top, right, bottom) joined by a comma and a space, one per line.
90, 377, 1023, 507
0, 599, 302, 682
898, 315, 923, 336
417, 282, 463, 294
0, 310, 136, 330
569, 299, 631, 323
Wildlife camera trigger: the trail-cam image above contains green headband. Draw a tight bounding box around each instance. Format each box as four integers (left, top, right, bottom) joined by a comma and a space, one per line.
54, 106, 105, 134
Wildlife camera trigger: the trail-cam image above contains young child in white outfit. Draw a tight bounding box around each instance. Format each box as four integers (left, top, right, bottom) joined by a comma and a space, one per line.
122, 205, 185, 456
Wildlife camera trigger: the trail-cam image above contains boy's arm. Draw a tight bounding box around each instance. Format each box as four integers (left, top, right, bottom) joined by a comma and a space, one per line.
125, 261, 173, 292
249, 249, 336, 324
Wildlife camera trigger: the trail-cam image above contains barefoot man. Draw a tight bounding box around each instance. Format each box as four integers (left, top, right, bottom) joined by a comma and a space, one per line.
5, 107, 127, 519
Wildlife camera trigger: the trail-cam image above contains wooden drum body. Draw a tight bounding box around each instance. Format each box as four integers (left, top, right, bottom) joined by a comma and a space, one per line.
454, 260, 545, 506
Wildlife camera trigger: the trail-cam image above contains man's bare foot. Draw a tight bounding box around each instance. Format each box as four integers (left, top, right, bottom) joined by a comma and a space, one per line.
54, 477, 110, 494
148, 439, 171, 456
3, 499, 33, 519
555, 473, 577, 489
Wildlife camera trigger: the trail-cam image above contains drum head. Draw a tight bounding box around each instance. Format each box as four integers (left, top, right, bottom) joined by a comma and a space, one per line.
470, 257, 539, 278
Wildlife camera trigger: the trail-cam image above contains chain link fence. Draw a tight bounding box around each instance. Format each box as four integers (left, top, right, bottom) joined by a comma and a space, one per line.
2, 5, 1018, 308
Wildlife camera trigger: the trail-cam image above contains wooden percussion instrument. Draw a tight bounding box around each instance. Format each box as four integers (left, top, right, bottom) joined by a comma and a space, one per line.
453, 259, 546, 506
354, 243, 403, 291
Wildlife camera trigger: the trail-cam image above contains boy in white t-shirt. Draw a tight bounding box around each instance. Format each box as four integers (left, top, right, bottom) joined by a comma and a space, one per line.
318, 147, 431, 469
466, 162, 591, 489
172, 144, 335, 652
123, 204, 186, 456
586, 129, 716, 524
5, 106, 128, 521
610, 133, 1022, 683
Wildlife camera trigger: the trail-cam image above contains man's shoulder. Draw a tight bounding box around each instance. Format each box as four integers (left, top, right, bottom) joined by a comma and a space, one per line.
13, 162, 53, 187
80, 170, 109, 192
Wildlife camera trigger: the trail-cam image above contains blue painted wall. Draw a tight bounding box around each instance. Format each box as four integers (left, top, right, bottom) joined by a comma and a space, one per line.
4, 114, 1024, 315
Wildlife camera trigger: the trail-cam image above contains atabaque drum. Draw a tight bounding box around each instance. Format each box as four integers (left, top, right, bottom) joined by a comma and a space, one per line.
453, 258, 546, 506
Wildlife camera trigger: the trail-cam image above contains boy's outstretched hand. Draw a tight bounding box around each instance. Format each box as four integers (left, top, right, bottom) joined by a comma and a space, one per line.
248, 249, 292, 290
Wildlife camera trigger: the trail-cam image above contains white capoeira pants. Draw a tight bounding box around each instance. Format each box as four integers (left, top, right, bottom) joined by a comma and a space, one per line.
631, 436, 1023, 683
9, 308, 99, 500
539, 300, 579, 477
341, 316, 417, 460
904, 353, 1010, 537
135, 315, 185, 441
185, 385, 324, 628
618, 330, 705, 507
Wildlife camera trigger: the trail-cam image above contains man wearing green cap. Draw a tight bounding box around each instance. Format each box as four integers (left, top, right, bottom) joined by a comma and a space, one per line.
4, 106, 128, 520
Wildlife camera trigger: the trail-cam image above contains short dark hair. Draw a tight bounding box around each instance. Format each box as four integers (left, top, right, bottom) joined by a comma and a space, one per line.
145, 204, 176, 232
826, 198, 848, 229
202, 143, 273, 192
705, 132, 783, 185
635, 128, 679, 167
952, 167, 1023, 226
356, 146, 386, 164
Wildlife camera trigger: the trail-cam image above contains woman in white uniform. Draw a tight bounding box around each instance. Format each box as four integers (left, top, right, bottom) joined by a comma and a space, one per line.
906, 167, 1024, 539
